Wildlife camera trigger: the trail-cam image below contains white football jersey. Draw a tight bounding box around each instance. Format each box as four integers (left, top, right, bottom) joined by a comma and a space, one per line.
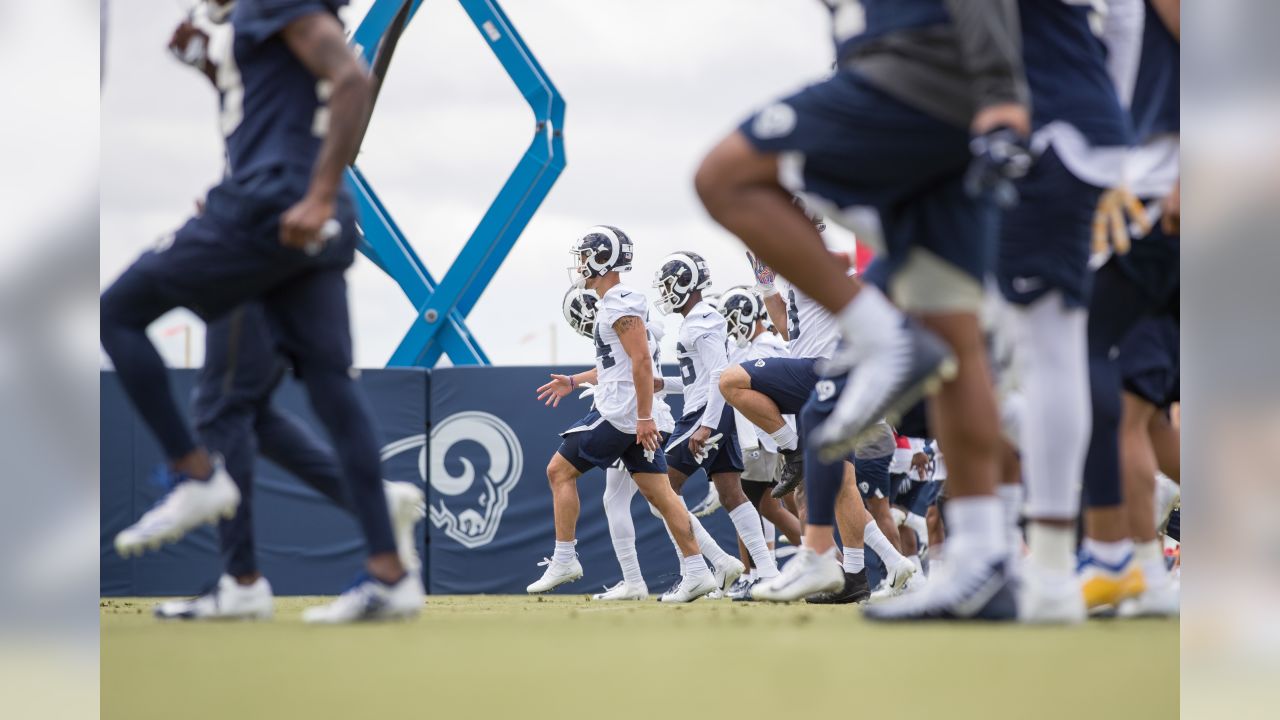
779, 278, 838, 360
591, 284, 649, 433
674, 300, 730, 426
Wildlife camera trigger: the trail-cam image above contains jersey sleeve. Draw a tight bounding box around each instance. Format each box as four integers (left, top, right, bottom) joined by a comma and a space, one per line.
694, 330, 730, 429
597, 289, 647, 329
236, 0, 343, 47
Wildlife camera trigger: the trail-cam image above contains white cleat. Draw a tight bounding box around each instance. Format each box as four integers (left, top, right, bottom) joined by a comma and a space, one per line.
1119, 576, 1180, 618
712, 557, 746, 593
751, 547, 844, 602
526, 557, 584, 593
1154, 473, 1180, 534
691, 484, 722, 518
869, 561, 920, 603
592, 581, 649, 601
1018, 568, 1086, 625
659, 572, 718, 603
384, 481, 426, 572
154, 574, 273, 621
115, 461, 240, 558
302, 572, 424, 624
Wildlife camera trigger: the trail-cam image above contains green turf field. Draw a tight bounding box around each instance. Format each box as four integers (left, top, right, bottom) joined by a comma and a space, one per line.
102, 595, 1177, 720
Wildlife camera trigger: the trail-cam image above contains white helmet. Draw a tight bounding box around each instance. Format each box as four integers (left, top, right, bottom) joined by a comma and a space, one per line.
568, 225, 634, 288
561, 286, 599, 339
718, 285, 764, 348
652, 251, 711, 314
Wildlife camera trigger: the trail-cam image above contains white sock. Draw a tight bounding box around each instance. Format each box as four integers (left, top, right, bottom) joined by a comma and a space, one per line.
729, 503, 778, 578
1026, 522, 1075, 574
909, 554, 923, 574
690, 512, 734, 567
837, 285, 901, 351
602, 468, 642, 585
905, 512, 928, 544
682, 554, 711, 579
864, 523, 907, 567
612, 542, 644, 587
842, 547, 865, 574
552, 539, 577, 565
1083, 537, 1133, 569
943, 495, 1005, 560
1011, 294, 1091, 520
761, 516, 776, 545
1134, 540, 1168, 588
997, 484, 1025, 562
770, 424, 798, 452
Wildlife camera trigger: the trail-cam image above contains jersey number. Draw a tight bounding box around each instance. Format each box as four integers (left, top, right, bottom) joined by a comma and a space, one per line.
217, 38, 331, 139
594, 328, 616, 369
676, 342, 697, 384
787, 290, 801, 341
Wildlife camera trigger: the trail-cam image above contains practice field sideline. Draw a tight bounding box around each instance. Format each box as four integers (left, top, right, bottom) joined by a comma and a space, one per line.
102, 595, 1177, 719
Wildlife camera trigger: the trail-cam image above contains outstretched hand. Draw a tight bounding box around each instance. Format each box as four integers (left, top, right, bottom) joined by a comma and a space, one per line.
537, 374, 574, 407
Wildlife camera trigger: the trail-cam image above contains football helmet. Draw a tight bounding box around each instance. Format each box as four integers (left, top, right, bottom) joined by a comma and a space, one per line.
653, 251, 712, 314
562, 286, 599, 339
568, 225, 634, 288
718, 285, 764, 348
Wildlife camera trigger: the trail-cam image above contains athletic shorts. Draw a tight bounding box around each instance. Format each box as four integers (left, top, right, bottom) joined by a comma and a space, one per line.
558, 411, 668, 475
741, 356, 820, 416
740, 69, 997, 284
1113, 211, 1180, 312
665, 406, 744, 477
997, 148, 1104, 308
1119, 315, 1180, 409
852, 453, 892, 500
895, 480, 943, 518
741, 447, 780, 484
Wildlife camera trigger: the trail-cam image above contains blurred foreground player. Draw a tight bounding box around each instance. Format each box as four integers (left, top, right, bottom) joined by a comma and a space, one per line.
698, 0, 1031, 620
100, 0, 423, 621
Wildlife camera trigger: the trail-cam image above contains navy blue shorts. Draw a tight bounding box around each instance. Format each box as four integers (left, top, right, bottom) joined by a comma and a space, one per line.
895, 480, 943, 517
1114, 212, 1179, 314
852, 453, 891, 500
121, 167, 359, 375
1120, 315, 1180, 409
741, 357, 820, 415
740, 69, 997, 283
558, 411, 668, 475
665, 406, 744, 477
997, 148, 1104, 308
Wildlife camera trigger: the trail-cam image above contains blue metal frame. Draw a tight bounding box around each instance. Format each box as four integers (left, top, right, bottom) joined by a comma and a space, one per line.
346, 0, 565, 367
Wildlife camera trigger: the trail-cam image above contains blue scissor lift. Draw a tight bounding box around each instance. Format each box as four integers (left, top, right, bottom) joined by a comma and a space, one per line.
347, 0, 565, 367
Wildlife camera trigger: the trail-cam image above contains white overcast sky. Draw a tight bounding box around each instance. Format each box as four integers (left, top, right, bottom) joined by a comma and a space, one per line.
100, 0, 852, 368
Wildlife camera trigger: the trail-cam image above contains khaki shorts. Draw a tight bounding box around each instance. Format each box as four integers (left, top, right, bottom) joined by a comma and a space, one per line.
741, 447, 781, 484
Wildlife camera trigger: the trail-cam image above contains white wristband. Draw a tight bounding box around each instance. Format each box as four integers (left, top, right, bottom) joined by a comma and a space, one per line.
754, 283, 778, 298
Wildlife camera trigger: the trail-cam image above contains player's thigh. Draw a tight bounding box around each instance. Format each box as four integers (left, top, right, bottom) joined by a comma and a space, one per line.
261, 267, 355, 376
743, 357, 822, 416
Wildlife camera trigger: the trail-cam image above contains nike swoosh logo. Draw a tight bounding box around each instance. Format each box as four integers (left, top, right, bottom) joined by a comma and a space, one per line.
620, 292, 632, 297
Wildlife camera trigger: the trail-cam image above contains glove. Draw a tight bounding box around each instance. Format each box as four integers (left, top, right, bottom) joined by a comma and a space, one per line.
745, 252, 778, 298
168, 21, 211, 70
692, 433, 723, 465
964, 126, 1034, 209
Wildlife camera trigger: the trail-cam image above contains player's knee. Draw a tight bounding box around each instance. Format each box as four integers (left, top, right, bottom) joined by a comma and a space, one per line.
546, 458, 576, 487
719, 365, 749, 404
695, 132, 766, 210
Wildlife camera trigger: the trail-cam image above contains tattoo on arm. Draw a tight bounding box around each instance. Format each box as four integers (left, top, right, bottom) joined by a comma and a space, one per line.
614, 316, 639, 334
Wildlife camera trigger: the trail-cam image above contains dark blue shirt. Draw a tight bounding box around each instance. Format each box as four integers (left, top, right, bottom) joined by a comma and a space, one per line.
1020, 0, 1131, 147
1130, 0, 1179, 143
222, 0, 347, 180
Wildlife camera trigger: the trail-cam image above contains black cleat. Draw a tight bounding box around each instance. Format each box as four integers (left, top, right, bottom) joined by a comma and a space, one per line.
805, 570, 870, 605
771, 449, 803, 498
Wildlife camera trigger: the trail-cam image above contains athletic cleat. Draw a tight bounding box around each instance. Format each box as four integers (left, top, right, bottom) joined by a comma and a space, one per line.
712, 557, 746, 593
384, 480, 426, 572
690, 484, 722, 518
752, 547, 844, 602
1118, 576, 1179, 618
659, 572, 718, 603
592, 580, 649, 601
115, 460, 241, 558
814, 323, 957, 463
771, 449, 804, 498
302, 572, 424, 624
727, 576, 759, 601
1154, 473, 1180, 535
154, 574, 273, 621
868, 560, 921, 602
1018, 567, 1085, 624
1079, 553, 1145, 614
805, 570, 871, 605
864, 556, 1016, 622
526, 556, 584, 593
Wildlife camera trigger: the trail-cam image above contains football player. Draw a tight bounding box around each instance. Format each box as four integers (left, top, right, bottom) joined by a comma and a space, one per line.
102, 0, 423, 621
653, 254, 781, 589
529, 227, 719, 602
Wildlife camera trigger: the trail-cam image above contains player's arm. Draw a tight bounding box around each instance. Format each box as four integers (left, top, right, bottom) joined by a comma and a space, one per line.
688, 333, 730, 455
536, 368, 599, 407
168, 20, 218, 86
278, 12, 373, 249
747, 250, 789, 341
1150, 0, 1180, 40
616, 315, 660, 452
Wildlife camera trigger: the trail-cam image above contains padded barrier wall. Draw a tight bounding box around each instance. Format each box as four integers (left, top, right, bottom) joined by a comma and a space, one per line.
100, 366, 740, 596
